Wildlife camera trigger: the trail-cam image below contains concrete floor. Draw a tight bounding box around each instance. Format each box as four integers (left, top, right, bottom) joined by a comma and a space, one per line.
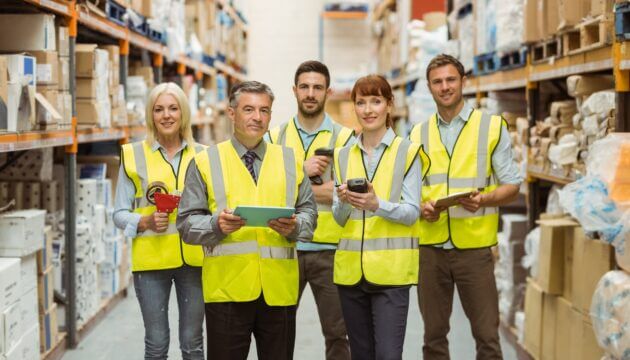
62, 284, 517, 360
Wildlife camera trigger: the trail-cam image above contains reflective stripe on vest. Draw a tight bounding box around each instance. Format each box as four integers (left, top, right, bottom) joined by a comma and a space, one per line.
271, 118, 353, 244
196, 140, 301, 306
414, 110, 501, 248
122, 141, 205, 271
333, 136, 420, 286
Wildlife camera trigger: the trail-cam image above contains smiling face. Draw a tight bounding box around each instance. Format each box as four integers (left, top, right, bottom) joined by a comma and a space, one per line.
354, 94, 391, 133
293, 72, 329, 117
152, 94, 182, 139
427, 64, 466, 110
229, 92, 272, 143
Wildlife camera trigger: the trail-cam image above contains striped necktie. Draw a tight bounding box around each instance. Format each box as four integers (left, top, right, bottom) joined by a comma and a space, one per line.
243, 150, 257, 183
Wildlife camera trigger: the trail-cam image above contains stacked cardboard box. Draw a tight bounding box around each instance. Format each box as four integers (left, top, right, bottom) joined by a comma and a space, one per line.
0, 209, 45, 359
76, 44, 111, 128
375, 10, 402, 75
185, 0, 217, 56
523, 215, 614, 359
100, 45, 127, 127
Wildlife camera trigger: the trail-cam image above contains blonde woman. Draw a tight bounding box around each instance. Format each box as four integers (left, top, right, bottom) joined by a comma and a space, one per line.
113, 82, 206, 359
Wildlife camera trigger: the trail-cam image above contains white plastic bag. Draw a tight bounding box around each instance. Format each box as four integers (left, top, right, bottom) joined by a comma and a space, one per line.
590, 271, 630, 360
521, 227, 540, 278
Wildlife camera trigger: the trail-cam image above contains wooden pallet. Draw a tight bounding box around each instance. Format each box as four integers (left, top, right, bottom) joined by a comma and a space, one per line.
498, 47, 527, 71
615, 2, 630, 41
531, 37, 562, 63
563, 15, 613, 56
473, 52, 499, 76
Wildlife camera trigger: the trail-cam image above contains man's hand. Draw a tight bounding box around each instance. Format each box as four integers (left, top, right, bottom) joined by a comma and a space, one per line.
346, 182, 379, 212
140, 211, 169, 233
457, 191, 483, 213
269, 214, 297, 237
421, 201, 444, 222
304, 155, 330, 177
312, 181, 334, 205
218, 209, 246, 234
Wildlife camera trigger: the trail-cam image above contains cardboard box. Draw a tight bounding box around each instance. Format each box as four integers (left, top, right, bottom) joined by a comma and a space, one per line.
2, 54, 36, 132
56, 26, 69, 57
130, 0, 153, 17
543, 0, 560, 38
0, 148, 53, 181
0, 14, 56, 51
37, 226, 53, 274
75, 44, 109, 78
524, 277, 544, 358
39, 303, 57, 353
536, 219, 573, 294
35, 92, 62, 128
31, 51, 58, 86
563, 230, 574, 300
37, 266, 54, 314
0, 302, 22, 355
60, 91, 72, 126
76, 78, 108, 100
18, 324, 39, 360
76, 99, 111, 128
569, 308, 604, 360
19, 254, 37, 294
58, 56, 70, 91
554, 296, 572, 359
0, 210, 45, 257
0, 258, 20, 312
559, 0, 590, 30
541, 294, 558, 359
19, 287, 37, 333
571, 227, 614, 314
591, 0, 614, 16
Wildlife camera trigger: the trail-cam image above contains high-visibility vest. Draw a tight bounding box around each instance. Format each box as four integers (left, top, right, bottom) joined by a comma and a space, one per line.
332, 136, 421, 286
121, 140, 206, 271
194, 140, 304, 306
268, 118, 354, 245
409, 109, 502, 249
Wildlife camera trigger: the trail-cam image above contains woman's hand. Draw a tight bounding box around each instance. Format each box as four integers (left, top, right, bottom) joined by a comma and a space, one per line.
346, 182, 379, 212
336, 183, 350, 203
139, 211, 169, 233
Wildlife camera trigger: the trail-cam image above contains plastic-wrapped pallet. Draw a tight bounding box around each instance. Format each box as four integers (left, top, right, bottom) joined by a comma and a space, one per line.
475, 0, 497, 55
457, 13, 474, 72
495, 0, 524, 53
590, 270, 630, 359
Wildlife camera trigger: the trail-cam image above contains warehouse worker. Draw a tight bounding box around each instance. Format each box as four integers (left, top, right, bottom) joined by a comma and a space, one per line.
333, 75, 424, 360
267, 60, 353, 360
409, 54, 522, 360
113, 82, 205, 360
176, 81, 317, 360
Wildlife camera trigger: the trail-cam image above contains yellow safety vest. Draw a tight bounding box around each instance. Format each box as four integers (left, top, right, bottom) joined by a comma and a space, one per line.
121, 140, 206, 271
332, 136, 421, 286
194, 140, 304, 306
409, 109, 502, 249
268, 118, 353, 245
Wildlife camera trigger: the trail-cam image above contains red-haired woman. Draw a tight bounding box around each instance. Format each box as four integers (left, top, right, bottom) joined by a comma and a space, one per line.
332, 75, 426, 359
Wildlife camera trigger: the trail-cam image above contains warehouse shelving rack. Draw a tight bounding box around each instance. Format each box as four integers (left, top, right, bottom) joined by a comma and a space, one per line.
0, 0, 248, 358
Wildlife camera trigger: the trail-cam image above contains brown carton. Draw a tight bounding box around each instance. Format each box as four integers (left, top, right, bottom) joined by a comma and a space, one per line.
554, 296, 573, 359
536, 218, 576, 294
558, 0, 591, 30
591, 0, 615, 16
541, 294, 558, 360
31, 51, 59, 86
569, 308, 604, 360
571, 227, 614, 313
524, 277, 544, 358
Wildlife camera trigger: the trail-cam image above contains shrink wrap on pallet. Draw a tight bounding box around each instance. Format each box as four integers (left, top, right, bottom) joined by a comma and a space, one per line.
496, 0, 524, 53
590, 270, 630, 359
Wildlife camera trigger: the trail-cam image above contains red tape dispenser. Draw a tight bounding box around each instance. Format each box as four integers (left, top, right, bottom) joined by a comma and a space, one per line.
153, 192, 181, 213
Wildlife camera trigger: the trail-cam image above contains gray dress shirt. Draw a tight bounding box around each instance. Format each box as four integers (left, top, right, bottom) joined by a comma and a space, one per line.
176, 138, 318, 248
332, 128, 421, 227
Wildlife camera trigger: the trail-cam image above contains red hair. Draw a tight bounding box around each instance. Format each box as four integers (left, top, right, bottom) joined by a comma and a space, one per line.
351, 75, 394, 128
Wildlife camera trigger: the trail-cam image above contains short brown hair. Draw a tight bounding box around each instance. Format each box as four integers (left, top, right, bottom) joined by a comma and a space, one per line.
294, 60, 330, 88
351, 75, 394, 128
426, 54, 465, 81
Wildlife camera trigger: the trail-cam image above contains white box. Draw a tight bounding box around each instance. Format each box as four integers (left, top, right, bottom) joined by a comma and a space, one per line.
0, 259, 20, 311
20, 324, 39, 360
0, 210, 45, 257
77, 179, 99, 218
19, 254, 36, 293
1, 54, 37, 132
19, 288, 37, 334
4, 55, 36, 87
0, 14, 56, 52
0, 302, 22, 355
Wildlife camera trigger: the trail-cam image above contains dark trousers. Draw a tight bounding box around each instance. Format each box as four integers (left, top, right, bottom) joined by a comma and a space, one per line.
205, 295, 296, 360
337, 283, 410, 360
298, 250, 350, 360
418, 246, 503, 360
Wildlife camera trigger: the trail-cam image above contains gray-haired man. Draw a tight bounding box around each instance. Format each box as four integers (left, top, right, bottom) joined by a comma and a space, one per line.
177, 81, 318, 360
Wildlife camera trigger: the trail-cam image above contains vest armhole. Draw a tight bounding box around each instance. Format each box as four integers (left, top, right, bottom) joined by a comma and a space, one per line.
120, 144, 139, 198
419, 145, 431, 180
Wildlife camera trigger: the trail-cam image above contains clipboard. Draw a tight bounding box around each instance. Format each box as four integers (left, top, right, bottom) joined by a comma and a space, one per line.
434, 191, 474, 208
233, 206, 296, 227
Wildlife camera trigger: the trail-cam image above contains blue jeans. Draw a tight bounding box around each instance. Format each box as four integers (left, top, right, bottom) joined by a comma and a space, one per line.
134, 265, 205, 360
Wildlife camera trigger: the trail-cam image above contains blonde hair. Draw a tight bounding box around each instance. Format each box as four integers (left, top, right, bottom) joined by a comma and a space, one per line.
145, 82, 195, 147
